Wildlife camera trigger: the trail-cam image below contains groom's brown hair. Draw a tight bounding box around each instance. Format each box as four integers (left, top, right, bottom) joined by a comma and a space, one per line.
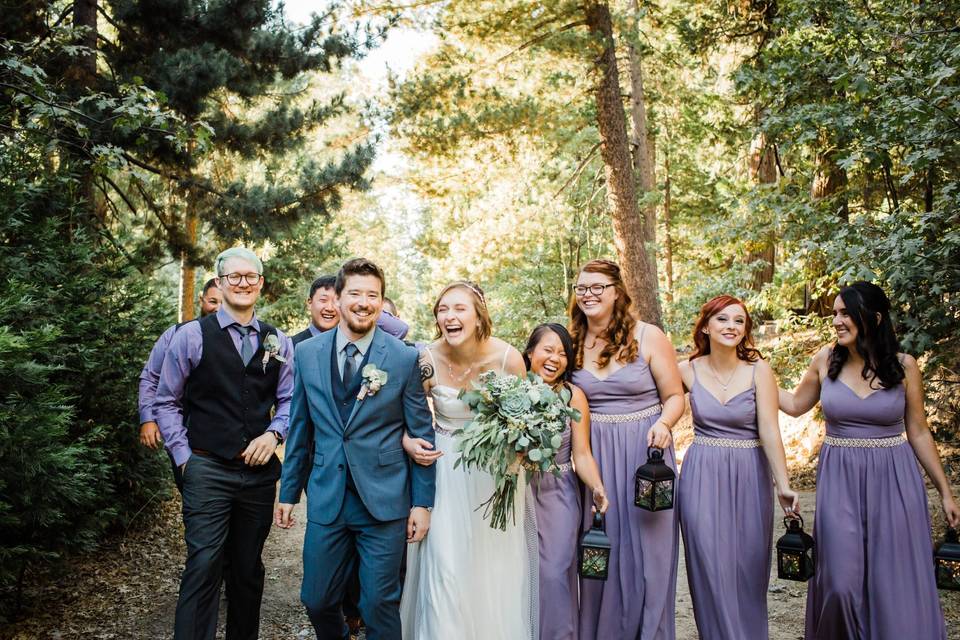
335, 258, 385, 296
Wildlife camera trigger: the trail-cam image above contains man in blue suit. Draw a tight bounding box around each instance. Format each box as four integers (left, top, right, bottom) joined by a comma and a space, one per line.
275, 258, 435, 640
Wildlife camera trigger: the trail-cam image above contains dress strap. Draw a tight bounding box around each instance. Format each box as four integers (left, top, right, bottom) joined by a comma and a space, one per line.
499, 349, 510, 373
691, 358, 700, 385
751, 362, 757, 388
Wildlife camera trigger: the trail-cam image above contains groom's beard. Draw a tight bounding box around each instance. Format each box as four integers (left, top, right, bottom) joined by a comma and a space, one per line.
344, 305, 378, 335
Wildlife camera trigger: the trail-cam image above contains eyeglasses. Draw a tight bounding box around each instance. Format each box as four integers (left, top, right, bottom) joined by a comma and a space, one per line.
220, 272, 262, 286
574, 283, 616, 297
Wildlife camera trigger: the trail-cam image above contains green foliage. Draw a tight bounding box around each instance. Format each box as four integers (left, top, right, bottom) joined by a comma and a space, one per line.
0, 165, 171, 602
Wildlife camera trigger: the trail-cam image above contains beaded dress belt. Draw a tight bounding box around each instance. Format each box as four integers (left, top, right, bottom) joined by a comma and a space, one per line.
434, 425, 456, 437
591, 404, 662, 424
692, 435, 761, 449
823, 433, 907, 448
553, 461, 573, 473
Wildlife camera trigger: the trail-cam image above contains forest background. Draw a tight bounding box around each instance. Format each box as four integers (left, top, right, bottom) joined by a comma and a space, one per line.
1, 0, 959, 623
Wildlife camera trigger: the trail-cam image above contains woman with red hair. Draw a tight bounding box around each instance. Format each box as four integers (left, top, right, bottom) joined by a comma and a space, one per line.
568, 259, 684, 640
677, 295, 798, 640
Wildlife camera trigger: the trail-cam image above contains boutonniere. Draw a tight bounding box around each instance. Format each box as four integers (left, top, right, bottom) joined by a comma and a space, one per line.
261, 334, 287, 373
357, 364, 389, 401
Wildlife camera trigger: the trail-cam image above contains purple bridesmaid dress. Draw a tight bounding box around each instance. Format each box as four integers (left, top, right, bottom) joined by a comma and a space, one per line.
572, 353, 679, 640
678, 363, 773, 639
805, 377, 946, 639
531, 419, 581, 640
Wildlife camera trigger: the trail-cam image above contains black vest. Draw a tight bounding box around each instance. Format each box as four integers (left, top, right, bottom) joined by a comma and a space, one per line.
183, 313, 282, 460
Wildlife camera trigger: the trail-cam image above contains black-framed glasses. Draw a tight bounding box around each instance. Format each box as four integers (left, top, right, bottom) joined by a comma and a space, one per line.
220, 272, 262, 286
574, 283, 615, 297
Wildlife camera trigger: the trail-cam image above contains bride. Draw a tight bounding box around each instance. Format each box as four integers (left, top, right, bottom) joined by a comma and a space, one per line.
400, 281, 537, 639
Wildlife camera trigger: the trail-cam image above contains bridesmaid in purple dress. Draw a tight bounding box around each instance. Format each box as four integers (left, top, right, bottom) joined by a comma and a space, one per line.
677, 295, 799, 639
568, 260, 685, 640
780, 282, 959, 640
523, 323, 609, 640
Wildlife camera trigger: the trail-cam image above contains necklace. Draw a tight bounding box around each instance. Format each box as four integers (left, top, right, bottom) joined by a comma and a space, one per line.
446, 360, 475, 384
706, 357, 738, 390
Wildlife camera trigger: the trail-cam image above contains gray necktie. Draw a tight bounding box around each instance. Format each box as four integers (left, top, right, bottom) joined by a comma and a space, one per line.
235, 325, 255, 366
342, 342, 359, 387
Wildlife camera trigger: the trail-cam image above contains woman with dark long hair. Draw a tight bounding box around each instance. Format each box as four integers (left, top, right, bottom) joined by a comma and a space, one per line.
677, 295, 798, 639
780, 281, 958, 639
523, 323, 608, 640
568, 259, 684, 640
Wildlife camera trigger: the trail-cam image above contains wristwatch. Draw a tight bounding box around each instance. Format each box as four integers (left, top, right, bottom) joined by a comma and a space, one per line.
268, 430, 282, 444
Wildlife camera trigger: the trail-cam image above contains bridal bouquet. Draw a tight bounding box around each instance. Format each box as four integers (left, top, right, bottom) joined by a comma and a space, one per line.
455, 371, 581, 530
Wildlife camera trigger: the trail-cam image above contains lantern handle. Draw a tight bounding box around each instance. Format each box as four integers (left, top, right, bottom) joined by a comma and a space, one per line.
592, 511, 606, 532
647, 446, 664, 461
783, 513, 804, 530
947, 527, 959, 544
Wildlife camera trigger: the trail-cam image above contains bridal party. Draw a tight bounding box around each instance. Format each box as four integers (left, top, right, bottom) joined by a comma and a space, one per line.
139, 247, 960, 640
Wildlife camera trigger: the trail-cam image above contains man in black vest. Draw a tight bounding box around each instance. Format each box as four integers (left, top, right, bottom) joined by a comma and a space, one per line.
292, 274, 339, 346
155, 247, 294, 640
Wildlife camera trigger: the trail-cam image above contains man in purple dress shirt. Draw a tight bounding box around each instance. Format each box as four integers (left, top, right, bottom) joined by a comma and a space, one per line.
138, 278, 222, 451
154, 247, 294, 640
292, 274, 409, 346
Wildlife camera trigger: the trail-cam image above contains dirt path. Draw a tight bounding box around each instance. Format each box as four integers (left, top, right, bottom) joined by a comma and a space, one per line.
5, 489, 959, 639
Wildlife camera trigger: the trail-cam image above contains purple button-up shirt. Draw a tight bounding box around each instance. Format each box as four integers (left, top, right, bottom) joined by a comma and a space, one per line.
154, 307, 295, 466
138, 323, 178, 424
378, 310, 409, 340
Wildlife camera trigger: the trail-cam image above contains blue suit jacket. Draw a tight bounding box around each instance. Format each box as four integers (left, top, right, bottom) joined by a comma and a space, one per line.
278, 326, 436, 524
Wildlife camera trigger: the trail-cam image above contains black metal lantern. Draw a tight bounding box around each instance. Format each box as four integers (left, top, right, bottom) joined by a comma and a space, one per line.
634, 447, 675, 511
578, 512, 612, 580
776, 515, 815, 582
934, 527, 960, 590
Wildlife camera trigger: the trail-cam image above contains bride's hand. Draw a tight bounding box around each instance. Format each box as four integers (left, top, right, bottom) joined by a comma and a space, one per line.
403, 433, 443, 466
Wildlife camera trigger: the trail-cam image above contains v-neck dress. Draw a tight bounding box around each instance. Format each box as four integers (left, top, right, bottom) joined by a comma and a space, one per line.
571, 353, 679, 640
804, 376, 946, 639
678, 362, 774, 639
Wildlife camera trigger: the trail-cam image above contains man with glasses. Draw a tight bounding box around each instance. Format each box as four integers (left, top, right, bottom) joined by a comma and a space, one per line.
155, 247, 294, 640
139, 278, 222, 455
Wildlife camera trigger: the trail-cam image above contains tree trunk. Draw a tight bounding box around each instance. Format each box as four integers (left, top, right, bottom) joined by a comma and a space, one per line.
663, 150, 674, 303
584, 1, 662, 326
806, 139, 849, 315
178, 209, 198, 322
747, 109, 777, 291
626, 0, 658, 283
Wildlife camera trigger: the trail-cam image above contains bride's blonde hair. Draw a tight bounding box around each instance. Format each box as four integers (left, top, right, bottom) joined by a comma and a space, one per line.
433, 281, 492, 342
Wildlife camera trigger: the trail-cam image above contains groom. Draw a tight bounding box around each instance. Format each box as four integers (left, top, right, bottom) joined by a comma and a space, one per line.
275, 258, 435, 640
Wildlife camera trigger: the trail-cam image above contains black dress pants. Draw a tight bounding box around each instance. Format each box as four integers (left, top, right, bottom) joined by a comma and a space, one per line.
173, 453, 280, 640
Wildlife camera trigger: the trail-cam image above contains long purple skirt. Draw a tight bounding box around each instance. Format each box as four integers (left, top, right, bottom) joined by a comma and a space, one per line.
804, 441, 946, 639
578, 413, 679, 640
532, 468, 581, 640
679, 444, 773, 639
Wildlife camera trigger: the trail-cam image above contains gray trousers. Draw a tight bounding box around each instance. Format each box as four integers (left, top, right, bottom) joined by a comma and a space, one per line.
174, 453, 280, 640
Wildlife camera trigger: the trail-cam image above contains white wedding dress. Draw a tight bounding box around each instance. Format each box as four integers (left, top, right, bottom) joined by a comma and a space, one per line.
400, 349, 539, 639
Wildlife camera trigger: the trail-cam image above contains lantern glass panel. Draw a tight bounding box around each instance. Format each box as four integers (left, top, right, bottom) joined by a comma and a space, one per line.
936, 559, 960, 590
581, 547, 609, 579
655, 479, 674, 510
636, 478, 654, 508
778, 551, 800, 578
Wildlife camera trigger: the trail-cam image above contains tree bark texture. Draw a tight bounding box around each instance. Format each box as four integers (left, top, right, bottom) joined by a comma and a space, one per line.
178, 209, 198, 322
747, 112, 777, 291
585, 1, 662, 326
626, 0, 659, 284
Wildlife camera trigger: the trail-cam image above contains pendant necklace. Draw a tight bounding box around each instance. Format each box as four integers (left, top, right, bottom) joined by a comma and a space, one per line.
706, 357, 738, 390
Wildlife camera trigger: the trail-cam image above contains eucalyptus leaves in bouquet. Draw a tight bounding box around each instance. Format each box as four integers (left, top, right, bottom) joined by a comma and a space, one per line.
455, 371, 581, 530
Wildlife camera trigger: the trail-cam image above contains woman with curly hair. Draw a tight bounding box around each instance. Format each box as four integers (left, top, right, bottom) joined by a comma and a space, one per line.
568, 259, 684, 640
677, 295, 798, 639
780, 281, 958, 639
